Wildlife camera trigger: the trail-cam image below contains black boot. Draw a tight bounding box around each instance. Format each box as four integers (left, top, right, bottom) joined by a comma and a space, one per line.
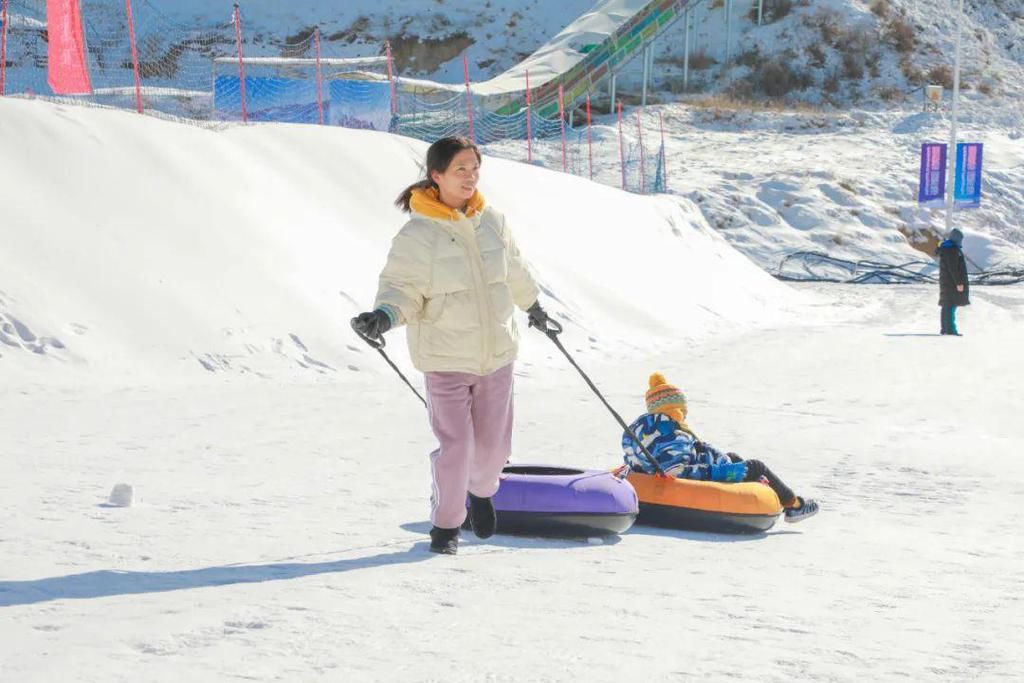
468, 494, 497, 539
429, 526, 459, 555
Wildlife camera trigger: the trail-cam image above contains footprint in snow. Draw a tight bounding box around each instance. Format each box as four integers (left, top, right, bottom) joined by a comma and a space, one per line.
0, 312, 66, 355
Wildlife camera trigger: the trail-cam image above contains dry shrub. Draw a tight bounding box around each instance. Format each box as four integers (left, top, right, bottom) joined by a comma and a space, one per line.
807, 41, 827, 69
877, 85, 904, 102
842, 51, 865, 80
737, 46, 761, 68
870, 0, 891, 18
901, 56, 925, 85
687, 94, 824, 113
927, 64, 953, 89
824, 68, 841, 94
887, 18, 916, 53
689, 50, 717, 70
836, 26, 872, 80
755, 58, 813, 97
814, 9, 842, 45
767, 0, 794, 22
726, 77, 756, 100
867, 51, 882, 78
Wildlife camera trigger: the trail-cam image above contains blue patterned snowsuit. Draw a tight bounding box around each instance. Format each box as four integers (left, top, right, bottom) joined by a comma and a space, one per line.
622, 413, 748, 482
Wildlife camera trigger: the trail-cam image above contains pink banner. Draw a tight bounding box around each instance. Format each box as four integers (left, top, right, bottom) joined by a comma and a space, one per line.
47, 0, 92, 95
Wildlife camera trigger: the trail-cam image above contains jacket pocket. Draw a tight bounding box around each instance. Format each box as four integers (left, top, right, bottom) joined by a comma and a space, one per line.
421, 293, 448, 324
421, 291, 480, 360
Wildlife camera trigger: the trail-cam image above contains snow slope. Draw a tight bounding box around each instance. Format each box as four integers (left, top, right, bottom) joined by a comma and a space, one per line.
2, 98, 1024, 682
0, 97, 795, 381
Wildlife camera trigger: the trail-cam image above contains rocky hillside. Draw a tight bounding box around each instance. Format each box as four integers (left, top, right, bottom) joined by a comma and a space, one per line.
3, 0, 1021, 109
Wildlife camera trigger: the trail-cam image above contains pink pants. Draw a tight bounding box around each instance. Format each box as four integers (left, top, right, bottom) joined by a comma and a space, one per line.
424, 363, 515, 529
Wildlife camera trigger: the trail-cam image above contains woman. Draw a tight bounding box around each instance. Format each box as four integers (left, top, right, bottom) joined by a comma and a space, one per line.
353, 137, 550, 555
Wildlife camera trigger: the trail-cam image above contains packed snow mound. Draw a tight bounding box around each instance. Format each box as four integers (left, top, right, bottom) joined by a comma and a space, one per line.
0, 98, 802, 380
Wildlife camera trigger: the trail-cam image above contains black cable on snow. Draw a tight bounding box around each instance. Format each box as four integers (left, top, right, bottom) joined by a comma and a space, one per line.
774, 251, 1024, 286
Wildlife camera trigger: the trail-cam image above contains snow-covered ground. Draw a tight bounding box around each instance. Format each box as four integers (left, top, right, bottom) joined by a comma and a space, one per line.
3, 282, 1023, 681
3, 99, 1024, 682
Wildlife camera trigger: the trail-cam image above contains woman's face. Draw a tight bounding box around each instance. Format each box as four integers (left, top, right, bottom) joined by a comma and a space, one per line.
431, 148, 480, 208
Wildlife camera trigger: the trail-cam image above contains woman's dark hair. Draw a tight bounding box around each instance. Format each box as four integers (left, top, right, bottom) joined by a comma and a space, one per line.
395, 136, 482, 212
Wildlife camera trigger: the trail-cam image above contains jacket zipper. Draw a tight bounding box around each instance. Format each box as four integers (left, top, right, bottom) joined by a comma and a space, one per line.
454, 218, 494, 373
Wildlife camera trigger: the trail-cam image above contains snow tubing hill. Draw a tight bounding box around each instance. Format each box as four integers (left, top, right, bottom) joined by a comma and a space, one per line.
464, 465, 639, 537
627, 472, 783, 534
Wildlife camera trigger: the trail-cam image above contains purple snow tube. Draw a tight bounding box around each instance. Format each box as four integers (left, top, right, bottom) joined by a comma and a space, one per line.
463, 465, 638, 537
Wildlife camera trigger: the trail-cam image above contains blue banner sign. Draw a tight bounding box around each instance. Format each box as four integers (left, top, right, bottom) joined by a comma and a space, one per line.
953, 142, 983, 209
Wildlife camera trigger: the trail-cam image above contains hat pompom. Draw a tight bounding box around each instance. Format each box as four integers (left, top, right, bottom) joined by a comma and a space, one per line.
645, 373, 686, 415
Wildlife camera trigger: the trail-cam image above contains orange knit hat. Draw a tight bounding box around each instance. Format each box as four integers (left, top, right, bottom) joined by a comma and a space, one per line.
645, 373, 687, 415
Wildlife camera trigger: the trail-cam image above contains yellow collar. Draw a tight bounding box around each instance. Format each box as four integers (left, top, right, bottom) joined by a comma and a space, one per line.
410, 187, 486, 221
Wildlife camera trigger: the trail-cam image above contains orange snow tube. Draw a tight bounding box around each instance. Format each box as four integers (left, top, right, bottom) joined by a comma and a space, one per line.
626, 472, 783, 534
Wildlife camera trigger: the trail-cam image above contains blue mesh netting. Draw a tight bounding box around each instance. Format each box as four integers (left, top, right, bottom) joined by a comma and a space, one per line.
1, 2, 668, 194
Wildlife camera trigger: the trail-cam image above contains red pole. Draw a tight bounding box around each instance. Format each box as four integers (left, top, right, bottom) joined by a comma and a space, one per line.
1, 0, 9, 96
525, 69, 532, 163
385, 40, 396, 116
586, 94, 593, 180
659, 111, 667, 192
617, 100, 625, 190
124, 0, 143, 113
636, 110, 646, 194
558, 84, 567, 173
233, 3, 248, 123
463, 54, 474, 141
314, 27, 324, 125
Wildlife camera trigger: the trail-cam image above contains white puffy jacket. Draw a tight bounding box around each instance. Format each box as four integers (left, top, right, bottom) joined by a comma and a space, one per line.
373, 188, 540, 375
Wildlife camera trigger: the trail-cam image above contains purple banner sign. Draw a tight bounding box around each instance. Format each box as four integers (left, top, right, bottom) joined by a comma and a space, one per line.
918, 142, 947, 205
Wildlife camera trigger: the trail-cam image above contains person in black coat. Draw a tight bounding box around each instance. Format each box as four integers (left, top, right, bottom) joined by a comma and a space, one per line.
937, 228, 970, 335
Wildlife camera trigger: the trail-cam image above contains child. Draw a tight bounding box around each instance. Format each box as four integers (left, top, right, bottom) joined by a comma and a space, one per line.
937, 228, 970, 336
622, 373, 819, 523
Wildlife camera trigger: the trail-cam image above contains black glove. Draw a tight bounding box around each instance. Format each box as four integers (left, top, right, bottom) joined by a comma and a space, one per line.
353, 309, 392, 339
526, 301, 550, 329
